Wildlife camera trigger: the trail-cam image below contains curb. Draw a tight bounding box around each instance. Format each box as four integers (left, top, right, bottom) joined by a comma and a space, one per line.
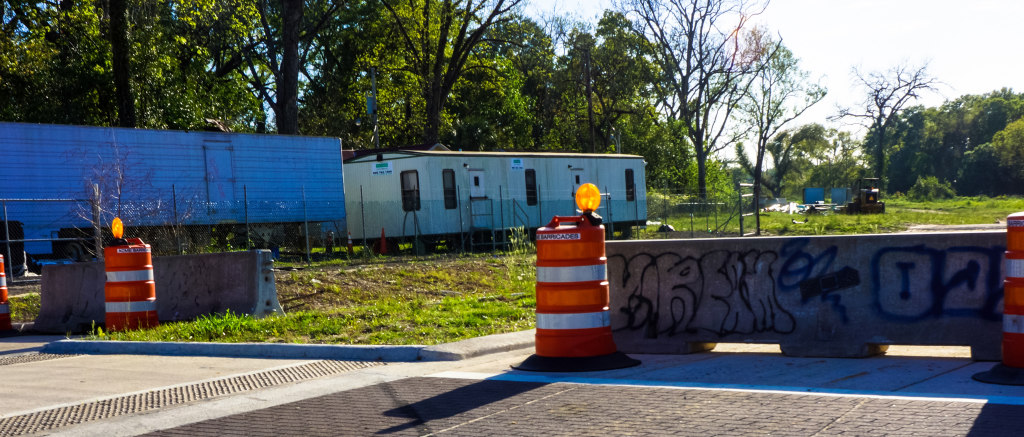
40, 330, 536, 362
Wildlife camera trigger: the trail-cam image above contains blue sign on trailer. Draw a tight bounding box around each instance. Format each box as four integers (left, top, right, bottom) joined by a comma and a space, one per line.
0, 122, 346, 270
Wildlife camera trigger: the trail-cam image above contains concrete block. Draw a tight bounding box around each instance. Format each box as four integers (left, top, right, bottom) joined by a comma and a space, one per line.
34, 250, 283, 333
606, 232, 1006, 360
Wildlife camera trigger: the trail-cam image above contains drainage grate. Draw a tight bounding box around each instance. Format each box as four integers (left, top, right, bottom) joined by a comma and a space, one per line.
0, 359, 383, 435
0, 353, 80, 366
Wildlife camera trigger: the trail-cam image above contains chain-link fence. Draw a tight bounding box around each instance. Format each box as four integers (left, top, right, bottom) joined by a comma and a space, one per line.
1, 197, 99, 280
2, 184, 347, 278
345, 185, 648, 254
3, 182, 763, 278
643, 187, 759, 239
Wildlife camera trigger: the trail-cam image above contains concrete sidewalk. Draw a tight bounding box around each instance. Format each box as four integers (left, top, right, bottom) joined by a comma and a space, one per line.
3, 333, 1024, 435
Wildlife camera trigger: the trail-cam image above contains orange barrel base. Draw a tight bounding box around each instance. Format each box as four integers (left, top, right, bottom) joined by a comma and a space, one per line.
535, 326, 618, 358
513, 351, 640, 372
106, 310, 159, 332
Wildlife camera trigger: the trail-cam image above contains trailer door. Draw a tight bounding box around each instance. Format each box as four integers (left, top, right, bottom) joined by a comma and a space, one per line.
469, 169, 486, 198
204, 143, 236, 205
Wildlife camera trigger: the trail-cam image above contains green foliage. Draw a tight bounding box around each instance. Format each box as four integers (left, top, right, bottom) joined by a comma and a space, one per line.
992, 117, 1024, 180
9, 293, 41, 323
884, 89, 1024, 196
97, 253, 537, 345
907, 176, 956, 201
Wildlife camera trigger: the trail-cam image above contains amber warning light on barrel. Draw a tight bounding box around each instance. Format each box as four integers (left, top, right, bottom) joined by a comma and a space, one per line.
112, 217, 124, 239
575, 183, 601, 212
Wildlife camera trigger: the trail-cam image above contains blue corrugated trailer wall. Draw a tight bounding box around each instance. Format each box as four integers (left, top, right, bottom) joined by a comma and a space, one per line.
0, 122, 346, 258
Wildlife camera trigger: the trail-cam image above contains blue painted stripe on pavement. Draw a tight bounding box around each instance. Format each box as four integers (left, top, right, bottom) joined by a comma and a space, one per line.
427, 371, 1024, 406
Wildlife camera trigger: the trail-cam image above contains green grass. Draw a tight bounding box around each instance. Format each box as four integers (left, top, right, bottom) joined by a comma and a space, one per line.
9, 293, 40, 324
61, 195, 1024, 344
640, 195, 1024, 237
92, 252, 537, 345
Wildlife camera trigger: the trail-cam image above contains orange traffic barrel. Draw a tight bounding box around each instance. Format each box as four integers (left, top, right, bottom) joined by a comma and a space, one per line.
0, 255, 10, 331
514, 213, 639, 372
104, 238, 159, 331
975, 213, 1024, 384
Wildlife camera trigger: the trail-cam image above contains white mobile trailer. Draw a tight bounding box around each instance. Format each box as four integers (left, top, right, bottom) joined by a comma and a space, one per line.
344, 150, 647, 247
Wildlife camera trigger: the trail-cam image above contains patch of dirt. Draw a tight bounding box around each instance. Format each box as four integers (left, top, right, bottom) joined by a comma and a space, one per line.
5, 281, 40, 297
903, 223, 1004, 232
274, 255, 528, 313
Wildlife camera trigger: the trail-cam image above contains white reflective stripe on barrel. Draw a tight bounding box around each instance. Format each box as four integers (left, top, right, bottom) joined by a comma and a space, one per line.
0, 276, 5, 287
536, 311, 610, 330
105, 300, 157, 313
536, 264, 606, 283
105, 269, 154, 283
1008, 258, 1024, 279
1005, 314, 1024, 335
0, 304, 8, 315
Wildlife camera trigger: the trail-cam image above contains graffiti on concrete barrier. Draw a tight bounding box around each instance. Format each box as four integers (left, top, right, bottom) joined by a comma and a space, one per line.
610, 238, 1005, 342
871, 245, 1003, 322
799, 267, 860, 300
778, 239, 837, 291
611, 249, 796, 339
776, 238, 859, 323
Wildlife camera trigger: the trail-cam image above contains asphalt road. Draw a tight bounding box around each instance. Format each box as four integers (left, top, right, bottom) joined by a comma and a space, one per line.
2, 334, 1023, 436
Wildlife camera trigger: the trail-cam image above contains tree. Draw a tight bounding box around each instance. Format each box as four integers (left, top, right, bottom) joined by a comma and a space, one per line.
802, 128, 862, 193
619, 0, 766, 198
381, 0, 525, 144
835, 63, 937, 187
991, 117, 1024, 183
109, 0, 135, 127
1, 0, 116, 125
737, 28, 824, 233
240, 0, 340, 134
738, 123, 827, 198
482, 16, 557, 149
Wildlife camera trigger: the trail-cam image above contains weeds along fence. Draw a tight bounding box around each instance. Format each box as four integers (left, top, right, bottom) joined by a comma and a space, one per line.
644, 187, 758, 239
2, 183, 755, 279
1, 184, 345, 279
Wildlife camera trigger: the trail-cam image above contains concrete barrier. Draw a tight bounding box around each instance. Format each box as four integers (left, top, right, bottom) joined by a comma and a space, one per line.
606, 232, 1006, 360
35, 250, 282, 333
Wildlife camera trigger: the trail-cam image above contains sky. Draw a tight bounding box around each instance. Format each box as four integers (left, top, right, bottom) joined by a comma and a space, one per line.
526, 0, 1024, 131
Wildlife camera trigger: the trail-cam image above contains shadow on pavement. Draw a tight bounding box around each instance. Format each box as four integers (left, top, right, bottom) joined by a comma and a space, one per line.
378, 379, 547, 435
967, 403, 1024, 436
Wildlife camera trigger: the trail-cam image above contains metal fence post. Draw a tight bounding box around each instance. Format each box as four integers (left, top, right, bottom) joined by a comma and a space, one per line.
244, 184, 250, 250
605, 186, 614, 239
3, 199, 11, 275
738, 185, 744, 237
303, 186, 310, 264
172, 184, 182, 255
499, 185, 505, 247
92, 184, 103, 262
360, 186, 368, 252
457, 185, 464, 254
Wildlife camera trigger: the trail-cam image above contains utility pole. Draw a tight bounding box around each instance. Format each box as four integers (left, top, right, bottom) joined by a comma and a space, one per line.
370, 68, 380, 149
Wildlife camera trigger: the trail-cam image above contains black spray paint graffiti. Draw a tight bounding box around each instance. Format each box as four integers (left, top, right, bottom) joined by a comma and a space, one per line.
611, 250, 796, 339
776, 238, 860, 323
871, 245, 1004, 322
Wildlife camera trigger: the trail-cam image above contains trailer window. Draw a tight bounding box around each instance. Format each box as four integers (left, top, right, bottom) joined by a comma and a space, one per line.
442, 169, 457, 209
401, 170, 420, 211
525, 169, 537, 206
625, 169, 636, 201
